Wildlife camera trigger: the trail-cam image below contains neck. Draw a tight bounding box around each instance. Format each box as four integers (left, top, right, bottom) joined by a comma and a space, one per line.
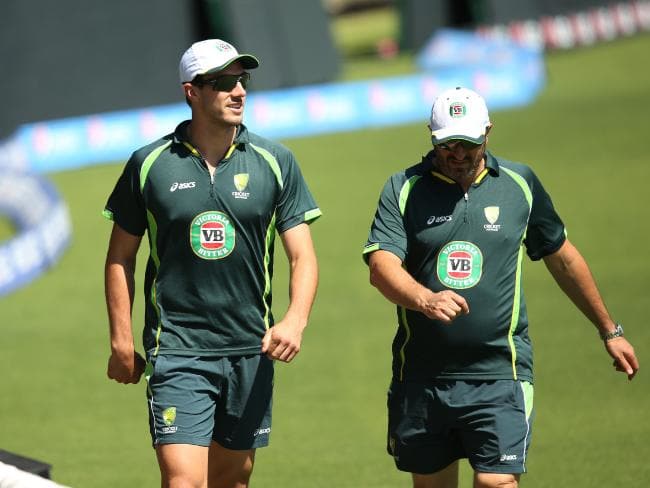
461, 158, 485, 192
431, 151, 486, 193
187, 120, 237, 167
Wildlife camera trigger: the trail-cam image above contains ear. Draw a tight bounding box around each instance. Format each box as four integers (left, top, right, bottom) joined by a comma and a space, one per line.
182, 82, 196, 99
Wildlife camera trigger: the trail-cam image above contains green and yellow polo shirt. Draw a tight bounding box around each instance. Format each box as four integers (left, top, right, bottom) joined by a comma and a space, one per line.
363, 151, 565, 383
104, 121, 321, 357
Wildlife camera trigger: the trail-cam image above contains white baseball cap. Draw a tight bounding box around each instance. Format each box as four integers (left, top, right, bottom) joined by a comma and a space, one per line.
179, 39, 259, 84
430, 87, 491, 144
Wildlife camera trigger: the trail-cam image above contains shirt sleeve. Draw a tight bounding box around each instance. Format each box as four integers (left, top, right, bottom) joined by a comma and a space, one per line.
363, 174, 408, 264
274, 149, 321, 234
103, 153, 147, 237
523, 168, 566, 261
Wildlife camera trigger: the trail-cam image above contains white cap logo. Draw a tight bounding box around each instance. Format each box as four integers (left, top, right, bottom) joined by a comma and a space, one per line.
430, 87, 490, 144
449, 102, 467, 118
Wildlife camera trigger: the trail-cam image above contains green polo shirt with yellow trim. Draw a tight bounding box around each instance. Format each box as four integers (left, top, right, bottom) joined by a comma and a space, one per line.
363, 150, 565, 382
104, 121, 321, 357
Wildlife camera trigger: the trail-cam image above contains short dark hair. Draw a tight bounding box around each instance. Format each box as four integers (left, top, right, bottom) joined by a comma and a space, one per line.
190, 75, 208, 86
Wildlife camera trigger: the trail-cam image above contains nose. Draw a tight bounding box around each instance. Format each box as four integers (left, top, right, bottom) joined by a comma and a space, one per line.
232, 81, 246, 96
451, 145, 467, 158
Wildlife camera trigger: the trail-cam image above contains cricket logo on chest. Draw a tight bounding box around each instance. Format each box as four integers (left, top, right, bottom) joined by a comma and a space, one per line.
190, 211, 236, 259
232, 173, 250, 199
436, 241, 483, 289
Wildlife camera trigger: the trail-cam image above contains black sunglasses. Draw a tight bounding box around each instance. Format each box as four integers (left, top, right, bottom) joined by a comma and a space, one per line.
434, 139, 483, 151
193, 72, 250, 92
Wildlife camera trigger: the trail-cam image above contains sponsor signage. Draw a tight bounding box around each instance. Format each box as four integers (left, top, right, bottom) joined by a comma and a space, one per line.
190, 211, 236, 260
436, 241, 483, 289
2, 30, 545, 174
0, 169, 72, 296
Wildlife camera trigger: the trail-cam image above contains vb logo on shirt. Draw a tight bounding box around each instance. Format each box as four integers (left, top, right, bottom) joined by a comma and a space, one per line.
436, 241, 483, 289
190, 211, 236, 259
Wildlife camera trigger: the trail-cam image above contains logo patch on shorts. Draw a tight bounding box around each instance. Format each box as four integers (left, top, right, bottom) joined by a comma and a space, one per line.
436, 241, 483, 289
162, 407, 176, 426
161, 406, 178, 434
190, 211, 236, 259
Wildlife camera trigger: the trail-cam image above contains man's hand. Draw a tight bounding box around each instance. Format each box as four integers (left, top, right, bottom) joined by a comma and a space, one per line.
107, 349, 146, 384
261, 319, 304, 363
369, 250, 468, 323
605, 337, 639, 381
419, 289, 470, 323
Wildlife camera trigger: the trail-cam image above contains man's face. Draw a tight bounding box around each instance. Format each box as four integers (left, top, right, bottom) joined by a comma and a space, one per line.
433, 139, 486, 186
191, 61, 249, 127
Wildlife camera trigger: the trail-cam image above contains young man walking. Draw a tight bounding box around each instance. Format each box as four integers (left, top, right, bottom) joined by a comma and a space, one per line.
104, 39, 321, 488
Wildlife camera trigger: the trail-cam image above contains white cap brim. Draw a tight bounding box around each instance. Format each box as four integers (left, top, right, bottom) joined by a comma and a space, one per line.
202, 54, 259, 76
431, 125, 487, 144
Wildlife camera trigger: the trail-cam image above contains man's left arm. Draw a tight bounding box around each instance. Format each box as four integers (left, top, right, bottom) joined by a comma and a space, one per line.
543, 239, 639, 380
261, 223, 318, 363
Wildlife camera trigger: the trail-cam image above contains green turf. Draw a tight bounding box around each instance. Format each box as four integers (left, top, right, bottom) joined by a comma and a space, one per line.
331, 6, 399, 58
0, 217, 14, 242
2, 34, 649, 487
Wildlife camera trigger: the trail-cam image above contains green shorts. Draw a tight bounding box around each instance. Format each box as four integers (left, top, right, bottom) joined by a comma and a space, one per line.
387, 379, 534, 474
145, 354, 273, 450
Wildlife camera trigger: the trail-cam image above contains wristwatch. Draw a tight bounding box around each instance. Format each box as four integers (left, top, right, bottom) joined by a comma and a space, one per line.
600, 323, 624, 341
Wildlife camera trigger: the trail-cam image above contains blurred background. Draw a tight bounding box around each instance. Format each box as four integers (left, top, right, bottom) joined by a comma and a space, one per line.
4, 0, 640, 137
1, 1, 649, 487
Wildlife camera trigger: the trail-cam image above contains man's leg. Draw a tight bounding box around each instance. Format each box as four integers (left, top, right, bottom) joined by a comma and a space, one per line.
209, 355, 271, 488
461, 381, 532, 488
207, 441, 255, 488
156, 443, 209, 488
411, 461, 459, 488
474, 472, 520, 488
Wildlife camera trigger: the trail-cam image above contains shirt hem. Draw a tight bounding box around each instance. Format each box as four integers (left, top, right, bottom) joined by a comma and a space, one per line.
395, 372, 534, 383
147, 346, 262, 357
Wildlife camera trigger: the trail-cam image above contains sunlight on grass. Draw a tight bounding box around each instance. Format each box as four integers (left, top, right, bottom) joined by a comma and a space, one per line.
331, 5, 416, 80
331, 6, 399, 57
339, 52, 417, 80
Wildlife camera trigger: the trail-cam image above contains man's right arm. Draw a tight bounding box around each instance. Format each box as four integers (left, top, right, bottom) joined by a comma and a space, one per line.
105, 223, 145, 384
368, 249, 469, 323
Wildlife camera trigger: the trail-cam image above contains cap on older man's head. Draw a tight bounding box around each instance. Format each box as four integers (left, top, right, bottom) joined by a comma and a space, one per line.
179, 39, 259, 84
430, 87, 491, 144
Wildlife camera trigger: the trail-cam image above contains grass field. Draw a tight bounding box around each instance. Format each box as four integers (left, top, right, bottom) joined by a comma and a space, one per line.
2, 33, 650, 487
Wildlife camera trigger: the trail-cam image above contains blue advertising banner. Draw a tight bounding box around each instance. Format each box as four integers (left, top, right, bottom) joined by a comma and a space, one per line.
0, 169, 72, 296
4, 30, 544, 174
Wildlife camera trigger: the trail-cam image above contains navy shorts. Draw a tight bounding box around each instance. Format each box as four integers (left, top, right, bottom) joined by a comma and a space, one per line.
387, 379, 534, 474
145, 354, 273, 450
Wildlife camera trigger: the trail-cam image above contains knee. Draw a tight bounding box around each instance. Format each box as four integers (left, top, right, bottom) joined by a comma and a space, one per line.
162, 474, 206, 488
474, 472, 519, 488
209, 455, 255, 488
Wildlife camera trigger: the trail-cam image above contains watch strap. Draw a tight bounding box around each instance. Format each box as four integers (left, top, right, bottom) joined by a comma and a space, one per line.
600, 323, 624, 341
